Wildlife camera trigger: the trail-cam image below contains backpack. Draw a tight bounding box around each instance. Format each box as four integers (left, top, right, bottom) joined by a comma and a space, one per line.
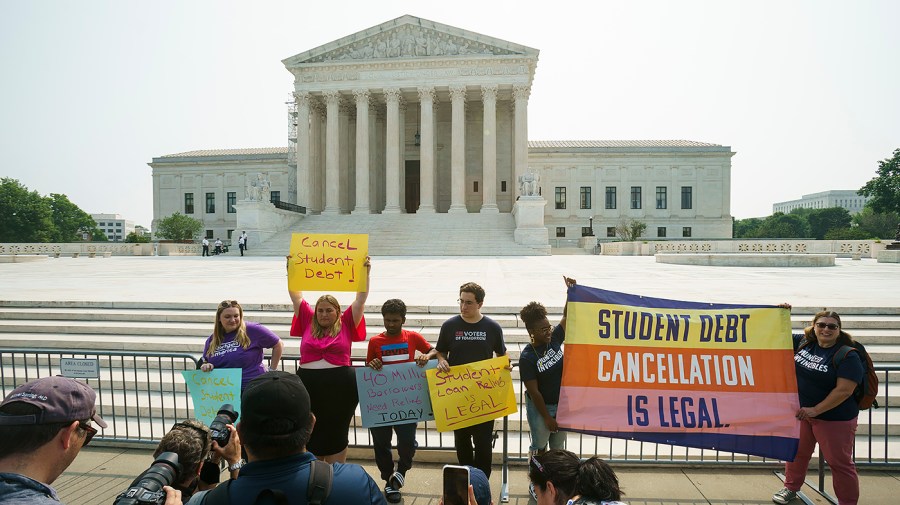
797, 336, 879, 410
202, 459, 333, 505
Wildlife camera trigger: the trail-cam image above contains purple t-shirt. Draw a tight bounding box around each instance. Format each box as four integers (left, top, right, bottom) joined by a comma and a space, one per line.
203, 321, 281, 389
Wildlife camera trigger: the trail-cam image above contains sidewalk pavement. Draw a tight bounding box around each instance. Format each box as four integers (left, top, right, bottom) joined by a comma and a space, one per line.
57, 446, 900, 504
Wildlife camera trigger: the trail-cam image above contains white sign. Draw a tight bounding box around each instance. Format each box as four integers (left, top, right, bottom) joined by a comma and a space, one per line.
61, 358, 100, 378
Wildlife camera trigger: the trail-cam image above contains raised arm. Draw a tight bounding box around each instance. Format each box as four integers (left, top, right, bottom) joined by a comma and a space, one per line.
349, 256, 372, 327
559, 276, 576, 331
287, 254, 303, 314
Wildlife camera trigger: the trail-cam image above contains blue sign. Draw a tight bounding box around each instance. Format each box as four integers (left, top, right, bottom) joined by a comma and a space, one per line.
356, 361, 436, 428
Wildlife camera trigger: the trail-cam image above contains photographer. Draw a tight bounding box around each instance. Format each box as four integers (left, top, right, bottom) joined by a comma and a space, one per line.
153, 419, 242, 502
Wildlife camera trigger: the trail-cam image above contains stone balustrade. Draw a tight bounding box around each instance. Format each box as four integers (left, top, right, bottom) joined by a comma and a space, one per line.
0, 243, 200, 257
600, 239, 886, 258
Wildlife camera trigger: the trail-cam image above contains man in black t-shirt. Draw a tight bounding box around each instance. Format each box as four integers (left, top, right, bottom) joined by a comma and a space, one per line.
435, 282, 506, 478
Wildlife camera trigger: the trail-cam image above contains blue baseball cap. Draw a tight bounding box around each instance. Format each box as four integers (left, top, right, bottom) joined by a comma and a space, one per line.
466, 466, 491, 505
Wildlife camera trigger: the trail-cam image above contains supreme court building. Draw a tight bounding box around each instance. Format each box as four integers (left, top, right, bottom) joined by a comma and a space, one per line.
150, 15, 734, 254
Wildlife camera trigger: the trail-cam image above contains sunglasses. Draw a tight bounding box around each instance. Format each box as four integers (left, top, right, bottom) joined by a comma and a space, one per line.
815, 322, 839, 330
219, 300, 238, 308
78, 420, 97, 447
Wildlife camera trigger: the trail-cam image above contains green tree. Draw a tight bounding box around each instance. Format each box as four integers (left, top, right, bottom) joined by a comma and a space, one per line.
615, 218, 647, 241
0, 178, 55, 242
46, 193, 100, 242
125, 231, 150, 243
853, 207, 899, 239
733, 217, 764, 238
753, 213, 810, 238
824, 227, 871, 240
806, 207, 852, 240
860, 147, 900, 215
154, 212, 203, 241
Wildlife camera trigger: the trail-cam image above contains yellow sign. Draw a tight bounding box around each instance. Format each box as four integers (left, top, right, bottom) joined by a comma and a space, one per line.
288, 233, 369, 292
426, 356, 517, 432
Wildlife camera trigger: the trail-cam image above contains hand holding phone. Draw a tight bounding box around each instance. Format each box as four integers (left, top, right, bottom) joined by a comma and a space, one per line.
442, 464, 470, 505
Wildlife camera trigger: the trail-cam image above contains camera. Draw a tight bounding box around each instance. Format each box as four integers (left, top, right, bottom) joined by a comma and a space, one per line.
209, 403, 238, 447
113, 452, 181, 505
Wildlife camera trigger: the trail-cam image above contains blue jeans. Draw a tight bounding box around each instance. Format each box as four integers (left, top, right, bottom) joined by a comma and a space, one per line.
525, 395, 566, 453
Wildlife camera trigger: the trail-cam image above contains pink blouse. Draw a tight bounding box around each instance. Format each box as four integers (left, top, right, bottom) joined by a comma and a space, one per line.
290, 299, 366, 366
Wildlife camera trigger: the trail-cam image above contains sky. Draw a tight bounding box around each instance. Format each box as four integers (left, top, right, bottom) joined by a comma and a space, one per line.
1, 0, 898, 228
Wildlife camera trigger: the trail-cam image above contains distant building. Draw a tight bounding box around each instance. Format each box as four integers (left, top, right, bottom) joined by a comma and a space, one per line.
91, 213, 135, 242
773, 190, 869, 215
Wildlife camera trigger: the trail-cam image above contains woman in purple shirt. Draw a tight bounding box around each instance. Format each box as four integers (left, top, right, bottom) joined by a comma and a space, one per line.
199, 300, 284, 391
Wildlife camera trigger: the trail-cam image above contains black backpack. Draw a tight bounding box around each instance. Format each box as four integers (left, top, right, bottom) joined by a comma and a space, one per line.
201, 459, 333, 505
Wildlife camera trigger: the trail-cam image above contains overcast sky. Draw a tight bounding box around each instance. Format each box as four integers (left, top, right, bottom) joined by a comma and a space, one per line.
2, 0, 898, 228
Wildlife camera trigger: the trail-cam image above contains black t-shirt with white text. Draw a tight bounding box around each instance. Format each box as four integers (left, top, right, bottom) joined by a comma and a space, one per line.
436, 315, 506, 366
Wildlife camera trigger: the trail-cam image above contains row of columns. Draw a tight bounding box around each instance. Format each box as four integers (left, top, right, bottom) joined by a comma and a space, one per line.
293, 84, 531, 214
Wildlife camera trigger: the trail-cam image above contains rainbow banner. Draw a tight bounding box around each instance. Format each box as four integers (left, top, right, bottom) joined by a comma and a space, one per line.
557, 285, 800, 461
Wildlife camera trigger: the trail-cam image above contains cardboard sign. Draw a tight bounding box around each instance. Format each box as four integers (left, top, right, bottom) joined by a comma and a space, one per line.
426, 356, 516, 432
356, 361, 437, 428
182, 369, 242, 426
287, 233, 369, 292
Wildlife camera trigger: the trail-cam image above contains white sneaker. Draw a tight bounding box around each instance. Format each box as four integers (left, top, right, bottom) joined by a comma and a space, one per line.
772, 487, 798, 504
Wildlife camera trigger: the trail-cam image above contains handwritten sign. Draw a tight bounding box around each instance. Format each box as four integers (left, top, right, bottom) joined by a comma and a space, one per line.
356, 361, 437, 428
288, 233, 369, 292
426, 356, 516, 432
182, 369, 242, 426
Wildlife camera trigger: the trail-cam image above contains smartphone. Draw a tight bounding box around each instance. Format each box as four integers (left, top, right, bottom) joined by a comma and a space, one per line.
442, 464, 470, 505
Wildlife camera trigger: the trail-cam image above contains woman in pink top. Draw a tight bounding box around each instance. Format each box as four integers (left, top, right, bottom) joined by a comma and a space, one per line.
287, 256, 371, 463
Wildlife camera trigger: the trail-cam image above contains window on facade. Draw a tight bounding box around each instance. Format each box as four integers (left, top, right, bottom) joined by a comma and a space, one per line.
227, 230, 233, 239
115, 223, 122, 227
656, 186, 667, 209
474, 181, 479, 193
556, 227, 566, 237
606, 226, 616, 238
580, 187, 591, 209
206, 229, 214, 239
605, 187, 616, 209
630, 186, 642, 209
681, 186, 693, 209
206, 193, 215, 213
582, 226, 593, 237
184, 193, 194, 214
683, 226, 692, 238
501, 181, 507, 192
555, 187, 566, 209
227, 192, 236, 213
270, 191, 281, 203
658, 227, 666, 238
98, 222, 106, 226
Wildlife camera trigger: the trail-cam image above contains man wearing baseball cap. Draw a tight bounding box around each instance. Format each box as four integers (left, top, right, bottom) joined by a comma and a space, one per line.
0, 376, 109, 504
187, 370, 385, 504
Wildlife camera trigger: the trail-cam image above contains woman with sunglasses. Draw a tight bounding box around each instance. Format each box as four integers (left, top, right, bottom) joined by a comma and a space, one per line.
529, 449, 626, 505
199, 300, 284, 391
773, 310, 864, 505
287, 256, 371, 464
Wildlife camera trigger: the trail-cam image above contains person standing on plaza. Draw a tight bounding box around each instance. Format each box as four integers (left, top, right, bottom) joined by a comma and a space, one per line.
214, 238, 223, 255
773, 309, 864, 505
237, 235, 245, 257
288, 255, 371, 464
241, 231, 248, 251
366, 298, 437, 503
202, 237, 210, 257
435, 281, 507, 478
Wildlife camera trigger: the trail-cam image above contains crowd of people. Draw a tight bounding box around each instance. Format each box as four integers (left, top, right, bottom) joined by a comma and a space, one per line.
0, 264, 870, 505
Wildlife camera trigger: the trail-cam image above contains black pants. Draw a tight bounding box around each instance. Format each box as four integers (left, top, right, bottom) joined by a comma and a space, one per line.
202, 245, 209, 256
371, 423, 417, 482
453, 420, 494, 478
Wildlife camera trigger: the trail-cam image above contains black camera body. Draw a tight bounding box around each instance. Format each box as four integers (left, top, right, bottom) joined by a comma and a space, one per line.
113, 452, 181, 505
209, 403, 238, 447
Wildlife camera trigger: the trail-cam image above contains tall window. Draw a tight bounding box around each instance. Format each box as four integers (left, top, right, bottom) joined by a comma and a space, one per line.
555, 187, 566, 209
227, 229, 234, 239
656, 186, 667, 209
184, 193, 194, 214
581, 226, 593, 237
501, 181, 507, 192
605, 187, 616, 209
630, 186, 642, 209
556, 227, 566, 237
270, 191, 281, 203
681, 186, 693, 209
227, 192, 236, 213
658, 227, 667, 238
579, 187, 592, 209
206, 229, 214, 239
206, 193, 215, 213
606, 226, 616, 238
683, 226, 692, 238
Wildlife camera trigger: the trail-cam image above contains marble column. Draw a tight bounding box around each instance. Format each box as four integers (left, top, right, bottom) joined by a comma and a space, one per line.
383, 88, 402, 214
310, 100, 325, 213
368, 103, 379, 212
481, 85, 499, 213
448, 85, 467, 213
417, 87, 436, 213
352, 89, 370, 214
322, 90, 341, 215
513, 84, 530, 199
293, 92, 311, 210
398, 98, 407, 212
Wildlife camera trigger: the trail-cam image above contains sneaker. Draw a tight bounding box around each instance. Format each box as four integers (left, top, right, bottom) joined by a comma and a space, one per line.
772, 487, 798, 504
384, 484, 401, 503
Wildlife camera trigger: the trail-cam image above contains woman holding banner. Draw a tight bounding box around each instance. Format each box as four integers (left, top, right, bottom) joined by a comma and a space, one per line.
773, 309, 864, 505
199, 300, 284, 390
287, 256, 371, 464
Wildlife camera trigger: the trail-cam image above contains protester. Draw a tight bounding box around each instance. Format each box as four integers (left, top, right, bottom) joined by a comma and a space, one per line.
435, 281, 507, 478
773, 309, 864, 505
529, 449, 626, 505
199, 300, 284, 391
0, 376, 179, 504
437, 466, 493, 505
186, 371, 386, 504
202, 237, 210, 257
288, 255, 372, 463
153, 419, 242, 501
366, 298, 437, 502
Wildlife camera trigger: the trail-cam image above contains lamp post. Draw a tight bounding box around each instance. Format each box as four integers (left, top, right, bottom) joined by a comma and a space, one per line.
588, 216, 594, 236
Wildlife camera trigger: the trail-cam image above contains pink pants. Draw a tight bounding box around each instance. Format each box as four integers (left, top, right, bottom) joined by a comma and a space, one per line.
785, 417, 859, 505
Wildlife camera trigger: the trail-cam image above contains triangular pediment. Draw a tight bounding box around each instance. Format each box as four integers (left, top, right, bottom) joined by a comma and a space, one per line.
283, 15, 538, 67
